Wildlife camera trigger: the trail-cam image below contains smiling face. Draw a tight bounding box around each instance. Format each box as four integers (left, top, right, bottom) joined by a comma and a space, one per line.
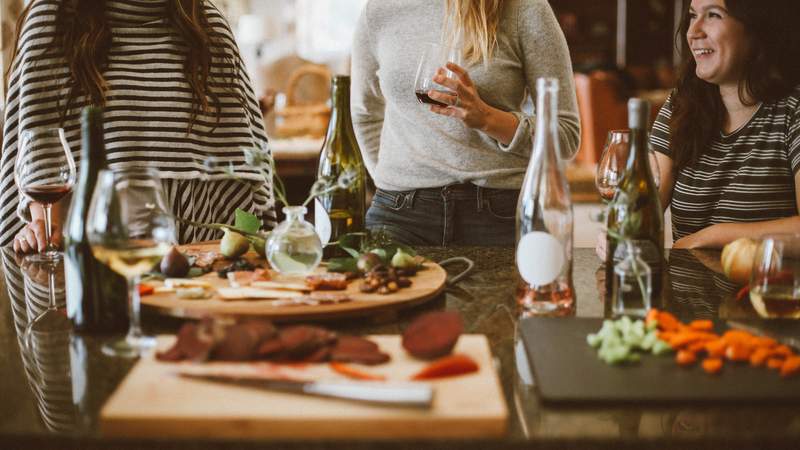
687, 0, 752, 87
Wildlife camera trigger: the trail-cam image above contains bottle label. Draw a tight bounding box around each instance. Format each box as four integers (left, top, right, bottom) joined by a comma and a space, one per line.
314, 199, 332, 246
516, 231, 565, 285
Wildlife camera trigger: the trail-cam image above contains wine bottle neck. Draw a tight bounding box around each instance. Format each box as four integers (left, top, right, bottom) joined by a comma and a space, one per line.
80, 108, 108, 178
327, 77, 353, 138
532, 79, 560, 164
626, 127, 650, 171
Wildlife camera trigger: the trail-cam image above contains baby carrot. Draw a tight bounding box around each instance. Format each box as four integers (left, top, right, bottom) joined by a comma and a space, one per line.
702, 358, 723, 375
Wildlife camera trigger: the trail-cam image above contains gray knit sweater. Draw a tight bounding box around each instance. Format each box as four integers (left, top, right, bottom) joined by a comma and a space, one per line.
351, 0, 580, 191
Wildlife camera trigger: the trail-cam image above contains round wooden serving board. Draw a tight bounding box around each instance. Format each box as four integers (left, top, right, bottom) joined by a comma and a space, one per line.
141, 242, 447, 321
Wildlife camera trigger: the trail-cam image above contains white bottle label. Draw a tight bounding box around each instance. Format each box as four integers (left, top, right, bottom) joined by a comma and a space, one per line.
516, 231, 564, 285
314, 199, 332, 246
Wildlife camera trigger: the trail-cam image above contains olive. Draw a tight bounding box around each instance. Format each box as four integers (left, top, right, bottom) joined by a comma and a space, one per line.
160, 247, 190, 278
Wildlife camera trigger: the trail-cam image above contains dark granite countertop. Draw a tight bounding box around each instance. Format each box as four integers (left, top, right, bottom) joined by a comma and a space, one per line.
1, 246, 798, 450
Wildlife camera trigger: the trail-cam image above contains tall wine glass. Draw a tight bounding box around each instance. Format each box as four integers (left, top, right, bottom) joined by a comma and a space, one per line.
414, 43, 462, 107
14, 128, 77, 261
595, 129, 661, 207
86, 168, 175, 357
595, 130, 630, 202
749, 234, 800, 318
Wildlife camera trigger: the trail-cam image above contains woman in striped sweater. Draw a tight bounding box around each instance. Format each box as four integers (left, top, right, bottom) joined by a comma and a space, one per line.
650, 0, 800, 248
2, 0, 275, 253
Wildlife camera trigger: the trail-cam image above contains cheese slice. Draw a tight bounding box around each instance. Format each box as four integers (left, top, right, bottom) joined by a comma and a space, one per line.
250, 280, 309, 292
217, 287, 305, 300
165, 278, 212, 289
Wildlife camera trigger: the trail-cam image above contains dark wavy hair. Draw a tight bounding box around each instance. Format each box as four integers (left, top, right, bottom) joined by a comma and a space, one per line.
5, 0, 238, 130
669, 0, 800, 170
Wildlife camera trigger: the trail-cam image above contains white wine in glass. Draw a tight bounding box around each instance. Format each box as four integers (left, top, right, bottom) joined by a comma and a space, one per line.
87, 168, 174, 358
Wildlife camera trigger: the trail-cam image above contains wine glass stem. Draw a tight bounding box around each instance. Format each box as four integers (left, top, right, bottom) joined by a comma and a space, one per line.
126, 276, 143, 342
47, 266, 57, 310
42, 203, 55, 253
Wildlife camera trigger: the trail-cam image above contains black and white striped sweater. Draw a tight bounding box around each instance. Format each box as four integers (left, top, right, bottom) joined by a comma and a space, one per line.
0, 0, 276, 246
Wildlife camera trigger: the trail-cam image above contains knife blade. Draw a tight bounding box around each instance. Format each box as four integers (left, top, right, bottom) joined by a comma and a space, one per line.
179, 373, 434, 408
726, 320, 800, 352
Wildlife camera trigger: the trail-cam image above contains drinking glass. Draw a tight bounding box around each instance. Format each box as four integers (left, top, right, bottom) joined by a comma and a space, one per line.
86, 168, 175, 357
594, 130, 661, 221
14, 128, 77, 261
749, 234, 800, 319
414, 43, 462, 107
595, 130, 630, 202
21, 258, 68, 346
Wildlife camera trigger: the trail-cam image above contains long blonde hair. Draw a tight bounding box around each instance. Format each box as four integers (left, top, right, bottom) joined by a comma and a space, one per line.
443, 0, 504, 66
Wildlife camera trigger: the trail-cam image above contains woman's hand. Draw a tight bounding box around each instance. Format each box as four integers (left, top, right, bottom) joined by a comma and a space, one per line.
427, 63, 519, 145
13, 220, 62, 254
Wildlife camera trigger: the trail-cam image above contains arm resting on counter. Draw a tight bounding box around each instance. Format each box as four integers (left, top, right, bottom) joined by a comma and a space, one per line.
672, 171, 800, 249
673, 217, 800, 249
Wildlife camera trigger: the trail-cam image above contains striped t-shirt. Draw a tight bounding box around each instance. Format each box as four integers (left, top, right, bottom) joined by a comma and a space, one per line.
0, 0, 276, 246
650, 87, 800, 241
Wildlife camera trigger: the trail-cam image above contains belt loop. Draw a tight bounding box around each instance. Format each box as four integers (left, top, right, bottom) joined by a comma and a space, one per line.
402, 190, 417, 209
476, 185, 484, 212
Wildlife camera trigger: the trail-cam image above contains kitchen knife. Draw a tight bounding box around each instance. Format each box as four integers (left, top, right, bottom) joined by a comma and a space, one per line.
726, 320, 800, 352
179, 373, 434, 408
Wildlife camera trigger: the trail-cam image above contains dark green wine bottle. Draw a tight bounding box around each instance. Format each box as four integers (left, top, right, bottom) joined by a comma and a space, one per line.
315, 75, 367, 258
605, 98, 664, 296
64, 107, 128, 334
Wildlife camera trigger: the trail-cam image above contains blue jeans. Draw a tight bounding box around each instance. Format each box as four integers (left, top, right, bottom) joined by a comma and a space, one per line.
366, 184, 519, 247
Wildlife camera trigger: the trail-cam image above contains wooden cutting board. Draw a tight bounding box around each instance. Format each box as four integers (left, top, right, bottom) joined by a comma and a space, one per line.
100, 335, 507, 439
141, 242, 448, 321
520, 318, 800, 404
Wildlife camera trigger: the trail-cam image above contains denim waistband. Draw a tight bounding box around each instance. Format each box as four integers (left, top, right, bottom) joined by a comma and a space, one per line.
375, 184, 519, 210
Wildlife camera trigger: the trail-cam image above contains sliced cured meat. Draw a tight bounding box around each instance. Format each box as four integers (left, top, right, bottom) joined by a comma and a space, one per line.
305, 273, 349, 290
402, 311, 463, 360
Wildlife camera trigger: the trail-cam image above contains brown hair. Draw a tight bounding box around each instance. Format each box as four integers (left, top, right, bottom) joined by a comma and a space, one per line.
669, 0, 800, 170
5, 0, 238, 129
443, 0, 504, 66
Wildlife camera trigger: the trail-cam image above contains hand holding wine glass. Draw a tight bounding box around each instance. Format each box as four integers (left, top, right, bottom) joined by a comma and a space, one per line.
14, 128, 76, 260
87, 168, 175, 358
414, 43, 462, 108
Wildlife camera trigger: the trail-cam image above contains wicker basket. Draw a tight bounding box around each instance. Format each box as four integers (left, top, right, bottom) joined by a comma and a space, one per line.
274, 64, 332, 138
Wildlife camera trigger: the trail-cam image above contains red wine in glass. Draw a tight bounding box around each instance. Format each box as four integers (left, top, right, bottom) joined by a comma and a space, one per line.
23, 184, 72, 204
415, 90, 449, 107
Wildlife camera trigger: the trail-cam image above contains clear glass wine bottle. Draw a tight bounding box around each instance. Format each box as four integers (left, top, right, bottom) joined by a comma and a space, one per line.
515, 77, 575, 316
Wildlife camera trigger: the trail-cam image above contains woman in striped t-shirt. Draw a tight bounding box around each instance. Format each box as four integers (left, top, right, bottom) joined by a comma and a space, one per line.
2, 0, 276, 253
650, 0, 800, 248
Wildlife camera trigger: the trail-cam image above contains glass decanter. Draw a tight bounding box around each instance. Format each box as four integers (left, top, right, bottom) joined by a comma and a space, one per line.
266, 206, 323, 275
611, 240, 652, 318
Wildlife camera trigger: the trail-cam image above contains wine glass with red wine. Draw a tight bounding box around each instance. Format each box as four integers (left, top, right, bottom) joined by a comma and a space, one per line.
14, 128, 77, 262
414, 43, 462, 107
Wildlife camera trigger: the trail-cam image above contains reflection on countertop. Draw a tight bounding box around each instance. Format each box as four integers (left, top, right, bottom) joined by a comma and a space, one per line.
0, 246, 797, 449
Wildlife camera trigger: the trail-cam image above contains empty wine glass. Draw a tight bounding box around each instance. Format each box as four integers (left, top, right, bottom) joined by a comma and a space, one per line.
595, 130, 630, 202
14, 128, 77, 261
86, 168, 175, 357
414, 43, 462, 107
594, 130, 661, 221
749, 234, 800, 318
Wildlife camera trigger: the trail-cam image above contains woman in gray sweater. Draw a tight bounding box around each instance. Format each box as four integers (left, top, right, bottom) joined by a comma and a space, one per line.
351, 0, 580, 246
